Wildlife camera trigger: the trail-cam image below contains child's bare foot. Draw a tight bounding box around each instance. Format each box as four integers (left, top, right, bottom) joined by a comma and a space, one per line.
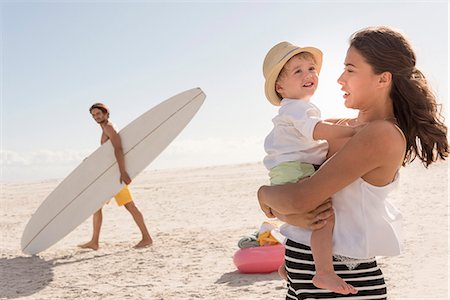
133, 238, 153, 249
78, 241, 99, 250
278, 263, 288, 280
313, 273, 357, 295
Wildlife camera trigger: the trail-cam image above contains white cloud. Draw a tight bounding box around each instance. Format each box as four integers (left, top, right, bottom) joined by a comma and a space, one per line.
150, 137, 265, 169
1, 138, 266, 182
1, 149, 92, 182
1, 149, 91, 166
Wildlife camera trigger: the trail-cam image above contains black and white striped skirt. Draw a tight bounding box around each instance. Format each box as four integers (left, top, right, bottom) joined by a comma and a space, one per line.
285, 239, 387, 300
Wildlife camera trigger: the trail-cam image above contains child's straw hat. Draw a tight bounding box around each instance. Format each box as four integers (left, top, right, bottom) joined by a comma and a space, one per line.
263, 41, 323, 106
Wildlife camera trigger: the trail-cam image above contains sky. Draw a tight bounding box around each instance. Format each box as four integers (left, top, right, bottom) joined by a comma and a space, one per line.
1, 0, 449, 182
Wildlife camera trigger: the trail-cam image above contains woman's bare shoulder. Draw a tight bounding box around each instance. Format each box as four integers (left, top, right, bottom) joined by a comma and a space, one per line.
321, 120, 405, 186
361, 120, 404, 140
357, 120, 406, 160
348, 120, 405, 184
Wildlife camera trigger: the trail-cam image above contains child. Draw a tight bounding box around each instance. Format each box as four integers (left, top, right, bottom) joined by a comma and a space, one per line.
262, 41, 358, 295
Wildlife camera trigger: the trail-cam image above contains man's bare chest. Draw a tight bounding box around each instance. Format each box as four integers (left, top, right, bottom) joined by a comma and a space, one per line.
100, 132, 109, 145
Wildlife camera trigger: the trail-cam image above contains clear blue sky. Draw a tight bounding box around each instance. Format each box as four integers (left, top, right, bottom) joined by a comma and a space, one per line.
1, 1, 448, 182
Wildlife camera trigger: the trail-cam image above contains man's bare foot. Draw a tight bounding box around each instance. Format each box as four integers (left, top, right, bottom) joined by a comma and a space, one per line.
278, 263, 288, 280
78, 241, 99, 250
312, 273, 357, 295
133, 238, 153, 249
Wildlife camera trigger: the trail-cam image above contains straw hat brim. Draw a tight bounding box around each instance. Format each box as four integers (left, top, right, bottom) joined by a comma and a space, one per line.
264, 47, 323, 106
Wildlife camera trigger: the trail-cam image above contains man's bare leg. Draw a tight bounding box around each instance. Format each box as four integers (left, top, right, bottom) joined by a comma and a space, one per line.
78, 209, 102, 250
124, 202, 153, 248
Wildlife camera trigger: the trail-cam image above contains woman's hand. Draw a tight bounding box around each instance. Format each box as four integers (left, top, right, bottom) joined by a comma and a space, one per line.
274, 200, 334, 230
258, 186, 276, 218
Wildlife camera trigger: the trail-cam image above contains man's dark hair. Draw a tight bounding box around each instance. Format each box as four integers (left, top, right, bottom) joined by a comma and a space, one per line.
89, 103, 110, 116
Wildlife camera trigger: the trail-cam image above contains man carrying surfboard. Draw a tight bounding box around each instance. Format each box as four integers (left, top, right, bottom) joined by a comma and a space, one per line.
78, 103, 153, 250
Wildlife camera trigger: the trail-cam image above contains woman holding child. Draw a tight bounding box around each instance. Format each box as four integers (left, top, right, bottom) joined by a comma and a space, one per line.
258, 26, 448, 299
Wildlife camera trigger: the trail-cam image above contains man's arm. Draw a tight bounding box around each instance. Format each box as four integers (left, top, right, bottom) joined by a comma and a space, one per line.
103, 125, 131, 185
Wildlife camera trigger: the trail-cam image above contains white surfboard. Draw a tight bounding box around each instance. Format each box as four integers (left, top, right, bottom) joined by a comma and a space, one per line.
21, 87, 206, 255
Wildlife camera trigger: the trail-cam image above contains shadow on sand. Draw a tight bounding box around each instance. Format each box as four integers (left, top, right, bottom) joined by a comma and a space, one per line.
0, 250, 127, 299
0, 255, 53, 299
215, 270, 283, 287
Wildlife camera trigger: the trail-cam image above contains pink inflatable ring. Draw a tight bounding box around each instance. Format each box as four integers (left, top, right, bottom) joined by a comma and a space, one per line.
233, 244, 285, 274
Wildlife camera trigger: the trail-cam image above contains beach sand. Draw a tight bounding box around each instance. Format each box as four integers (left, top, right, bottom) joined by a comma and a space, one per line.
1, 160, 448, 299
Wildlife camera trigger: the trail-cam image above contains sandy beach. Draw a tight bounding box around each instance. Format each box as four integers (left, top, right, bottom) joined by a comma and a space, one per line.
1, 160, 448, 299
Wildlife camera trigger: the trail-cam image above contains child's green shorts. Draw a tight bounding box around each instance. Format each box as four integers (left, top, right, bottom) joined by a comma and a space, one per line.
269, 161, 315, 186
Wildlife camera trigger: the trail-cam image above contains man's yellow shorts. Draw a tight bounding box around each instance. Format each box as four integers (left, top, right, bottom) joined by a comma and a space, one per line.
113, 186, 134, 206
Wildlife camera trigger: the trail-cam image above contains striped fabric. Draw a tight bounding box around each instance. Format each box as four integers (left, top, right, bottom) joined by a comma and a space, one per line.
285, 239, 387, 300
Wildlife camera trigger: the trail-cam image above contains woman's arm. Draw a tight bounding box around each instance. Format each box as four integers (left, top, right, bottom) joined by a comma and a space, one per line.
275, 200, 335, 230
258, 121, 405, 215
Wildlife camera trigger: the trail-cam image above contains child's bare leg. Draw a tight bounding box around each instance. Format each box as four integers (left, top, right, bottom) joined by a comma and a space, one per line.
124, 202, 153, 248
278, 262, 288, 280
78, 209, 102, 250
311, 215, 357, 295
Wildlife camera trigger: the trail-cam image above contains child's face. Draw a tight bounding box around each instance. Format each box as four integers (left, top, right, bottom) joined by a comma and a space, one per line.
275, 56, 318, 100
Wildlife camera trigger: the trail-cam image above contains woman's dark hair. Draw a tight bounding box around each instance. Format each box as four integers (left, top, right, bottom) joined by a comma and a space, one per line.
350, 26, 448, 167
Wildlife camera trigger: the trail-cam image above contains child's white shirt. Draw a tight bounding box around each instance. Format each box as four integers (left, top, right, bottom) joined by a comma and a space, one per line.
264, 98, 328, 170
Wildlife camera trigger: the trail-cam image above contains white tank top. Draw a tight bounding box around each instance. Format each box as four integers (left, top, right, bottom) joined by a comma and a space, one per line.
281, 122, 405, 259
280, 174, 403, 259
